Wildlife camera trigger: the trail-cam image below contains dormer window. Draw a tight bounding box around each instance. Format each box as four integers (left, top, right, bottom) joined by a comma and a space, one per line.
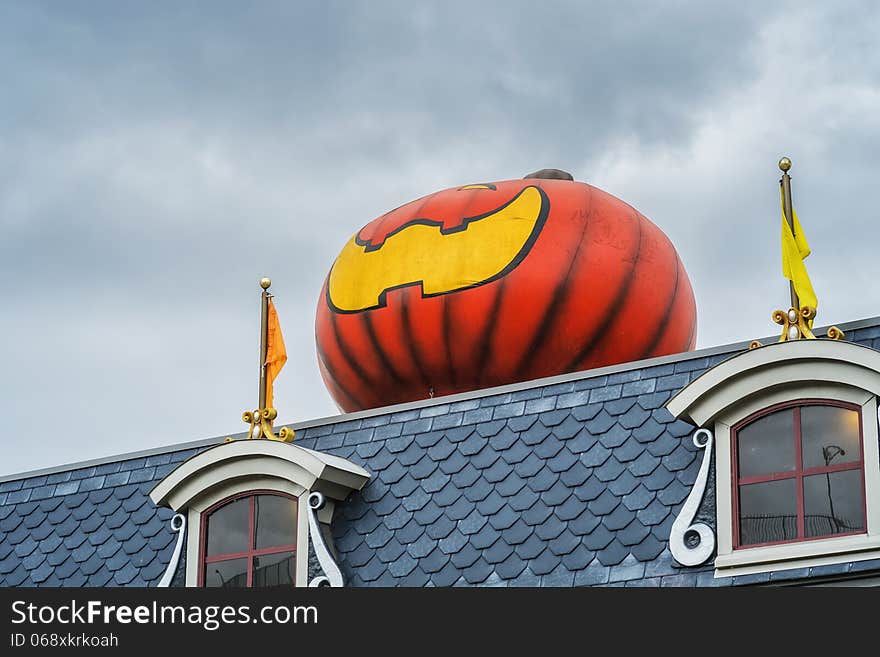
150, 439, 370, 587
733, 400, 866, 548
666, 339, 880, 577
200, 491, 298, 588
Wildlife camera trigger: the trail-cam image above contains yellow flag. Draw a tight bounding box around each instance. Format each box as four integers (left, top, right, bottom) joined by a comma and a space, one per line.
780, 188, 818, 314
265, 299, 287, 409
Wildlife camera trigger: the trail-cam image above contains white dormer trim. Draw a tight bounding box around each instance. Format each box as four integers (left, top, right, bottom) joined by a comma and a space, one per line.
666, 339, 880, 579
149, 439, 370, 587
667, 339, 880, 427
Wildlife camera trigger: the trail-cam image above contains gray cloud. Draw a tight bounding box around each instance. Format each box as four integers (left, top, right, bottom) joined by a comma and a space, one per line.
1, 1, 878, 475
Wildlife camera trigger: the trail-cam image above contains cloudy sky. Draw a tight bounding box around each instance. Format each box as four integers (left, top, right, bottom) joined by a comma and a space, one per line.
1, 1, 878, 476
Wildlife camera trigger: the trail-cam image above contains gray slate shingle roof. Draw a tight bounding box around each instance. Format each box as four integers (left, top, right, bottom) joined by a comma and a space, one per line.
4, 320, 880, 587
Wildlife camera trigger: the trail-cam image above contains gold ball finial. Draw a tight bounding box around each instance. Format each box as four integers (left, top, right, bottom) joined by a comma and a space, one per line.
778, 157, 792, 172
260, 277, 271, 290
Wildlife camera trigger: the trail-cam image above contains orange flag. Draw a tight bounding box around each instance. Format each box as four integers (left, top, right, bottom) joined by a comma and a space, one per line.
265, 299, 287, 409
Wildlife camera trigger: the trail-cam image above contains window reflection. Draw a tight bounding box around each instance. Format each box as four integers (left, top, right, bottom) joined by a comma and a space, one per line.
734, 402, 866, 548
201, 492, 297, 587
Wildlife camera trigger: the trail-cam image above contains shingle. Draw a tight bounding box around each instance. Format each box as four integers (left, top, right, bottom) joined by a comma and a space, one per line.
495, 552, 527, 579
387, 552, 418, 578
594, 456, 626, 483
483, 458, 513, 484
402, 487, 431, 513
589, 385, 622, 403
444, 426, 476, 444
356, 440, 383, 459
462, 558, 494, 584
522, 500, 553, 526
438, 450, 469, 475
508, 485, 540, 512
541, 479, 571, 506
644, 464, 675, 491
489, 426, 520, 451
448, 541, 481, 569
359, 554, 391, 583
471, 419, 504, 437
462, 408, 493, 425
609, 554, 646, 581
524, 397, 556, 414
501, 519, 533, 546
451, 463, 481, 488
470, 445, 500, 470
458, 430, 486, 456
438, 529, 468, 555
470, 523, 501, 550
596, 539, 629, 567
514, 453, 544, 478
630, 534, 667, 562
630, 450, 661, 477
533, 435, 564, 460
442, 497, 471, 523
421, 470, 451, 494
376, 538, 407, 564
415, 429, 448, 450
376, 460, 407, 487
559, 461, 591, 488
665, 443, 697, 472
547, 448, 579, 474
495, 471, 527, 497
409, 454, 438, 480
476, 490, 506, 516
526, 466, 556, 492
507, 414, 539, 432
622, 484, 653, 512
632, 417, 666, 444
617, 517, 652, 547
638, 498, 670, 526
614, 435, 645, 463
492, 403, 525, 420
458, 509, 487, 536
548, 529, 580, 557
413, 501, 443, 526
582, 522, 614, 551
656, 373, 690, 392
562, 544, 594, 571
425, 515, 456, 540
657, 477, 690, 506
520, 422, 552, 447
608, 469, 640, 496
484, 538, 515, 565
528, 549, 561, 576
462, 477, 492, 503
556, 495, 585, 522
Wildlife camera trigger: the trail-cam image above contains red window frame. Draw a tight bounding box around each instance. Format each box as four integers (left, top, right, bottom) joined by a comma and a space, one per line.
731, 399, 868, 549
197, 490, 298, 587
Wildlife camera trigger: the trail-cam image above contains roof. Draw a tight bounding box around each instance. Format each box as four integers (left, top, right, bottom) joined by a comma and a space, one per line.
4, 316, 880, 587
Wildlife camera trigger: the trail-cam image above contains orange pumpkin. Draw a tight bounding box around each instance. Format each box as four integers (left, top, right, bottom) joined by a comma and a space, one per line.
315, 171, 696, 412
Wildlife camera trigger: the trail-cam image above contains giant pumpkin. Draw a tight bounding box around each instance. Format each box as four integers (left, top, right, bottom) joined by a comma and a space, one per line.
315, 169, 696, 412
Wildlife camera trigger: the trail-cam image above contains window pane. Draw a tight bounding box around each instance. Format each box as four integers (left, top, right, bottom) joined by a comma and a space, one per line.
738, 478, 798, 546
804, 470, 865, 538
204, 558, 248, 588
206, 497, 250, 557
801, 406, 861, 469
255, 495, 297, 549
737, 409, 796, 478
253, 551, 295, 587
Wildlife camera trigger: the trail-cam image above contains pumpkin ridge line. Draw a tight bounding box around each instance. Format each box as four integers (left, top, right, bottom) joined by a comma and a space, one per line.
637, 247, 681, 361
564, 207, 644, 372
513, 183, 595, 379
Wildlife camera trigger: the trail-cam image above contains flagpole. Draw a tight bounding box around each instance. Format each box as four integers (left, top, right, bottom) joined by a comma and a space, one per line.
778, 157, 799, 310
259, 277, 271, 411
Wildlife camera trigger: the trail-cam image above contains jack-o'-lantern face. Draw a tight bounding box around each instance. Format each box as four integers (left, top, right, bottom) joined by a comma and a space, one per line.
316, 175, 696, 412
327, 184, 549, 312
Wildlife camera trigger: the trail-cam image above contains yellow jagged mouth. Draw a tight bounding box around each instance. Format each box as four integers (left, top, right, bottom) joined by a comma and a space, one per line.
327, 185, 548, 313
